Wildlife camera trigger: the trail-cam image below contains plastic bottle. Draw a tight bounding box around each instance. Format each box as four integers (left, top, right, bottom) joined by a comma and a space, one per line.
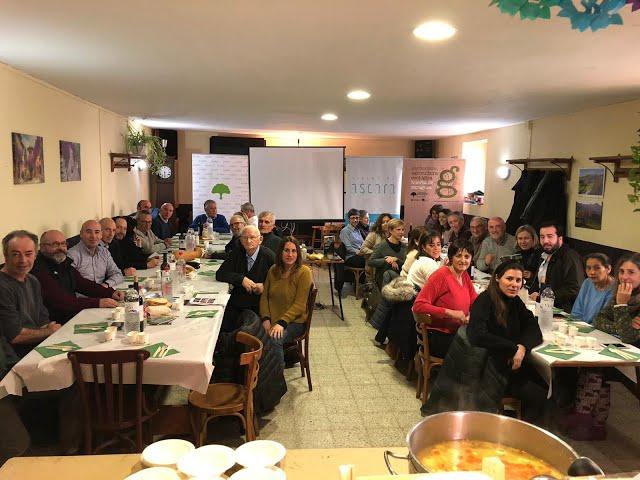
300, 243, 308, 260
124, 287, 141, 335
539, 287, 555, 332
176, 257, 186, 284
205, 218, 214, 239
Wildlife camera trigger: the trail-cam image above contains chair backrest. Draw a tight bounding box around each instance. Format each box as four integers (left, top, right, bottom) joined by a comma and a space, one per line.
413, 311, 435, 360
68, 349, 150, 431
235, 331, 263, 397
301, 286, 318, 338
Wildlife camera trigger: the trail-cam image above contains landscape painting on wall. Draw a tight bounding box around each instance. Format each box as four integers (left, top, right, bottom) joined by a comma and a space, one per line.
575, 200, 603, 230
578, 167, 605, 197
59, 140, 81, 182
12, 132, 44, 184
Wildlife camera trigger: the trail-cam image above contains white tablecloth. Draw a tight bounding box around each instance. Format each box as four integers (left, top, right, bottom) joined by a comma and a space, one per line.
530, 319, 640, 397
0, 261, 230, 398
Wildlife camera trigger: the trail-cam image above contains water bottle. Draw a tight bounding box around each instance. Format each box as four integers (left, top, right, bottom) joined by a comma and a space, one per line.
176, 258, 186, 284
124, 287, 141, 335
539, 287, 555, 332
205, 218, 214, 239
161, 269, 173, 297
300, 243, 308, 260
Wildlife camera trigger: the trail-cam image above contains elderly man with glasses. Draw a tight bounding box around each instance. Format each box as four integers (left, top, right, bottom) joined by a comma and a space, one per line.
216, 225, 275, 332
32, 230, 124, 324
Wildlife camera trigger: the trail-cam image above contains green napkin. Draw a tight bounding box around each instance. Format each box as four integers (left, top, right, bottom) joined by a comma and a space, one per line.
35, 341, 81, 358
536, 343, 580, 360
203, 259, 222, 264
577, 325, 595, 334
74, 322, 109, 334
186, 310, 220, 319
144, 342, 179, 358
123, 276, 135, 283
598, 346, 640, 361
197, 270, 218, 277
194, 291, 221, 295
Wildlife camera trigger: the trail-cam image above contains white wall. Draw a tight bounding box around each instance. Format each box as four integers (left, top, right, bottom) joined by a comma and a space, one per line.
438, 99, 640, 252
0, 62, 149, 247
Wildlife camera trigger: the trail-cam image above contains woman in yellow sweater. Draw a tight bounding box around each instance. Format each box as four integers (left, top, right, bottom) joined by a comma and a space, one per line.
260, 236, 314, 363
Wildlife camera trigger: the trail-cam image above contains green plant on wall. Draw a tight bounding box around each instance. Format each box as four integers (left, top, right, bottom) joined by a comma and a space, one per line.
123, 124, 167, 176
629, 128, 640, 212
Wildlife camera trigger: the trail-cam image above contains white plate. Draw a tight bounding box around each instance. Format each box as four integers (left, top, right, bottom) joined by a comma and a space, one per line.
229, 467, 286, 480
235, 440, 286, 468
124, 467, 181, 480
177, 444, 236, 477
141, 438, 195, 467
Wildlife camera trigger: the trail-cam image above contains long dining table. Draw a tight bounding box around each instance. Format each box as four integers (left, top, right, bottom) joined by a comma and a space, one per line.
0, 258, 230, 399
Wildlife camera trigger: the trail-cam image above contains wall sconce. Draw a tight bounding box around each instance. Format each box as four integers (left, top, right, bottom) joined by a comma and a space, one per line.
161, 139, 168, 151
497, 165, 511, 180
135, 159, 148, 171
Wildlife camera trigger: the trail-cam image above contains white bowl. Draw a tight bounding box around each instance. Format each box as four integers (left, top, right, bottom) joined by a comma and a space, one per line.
235, 440, 286, 468
177, 444, 236, 477
229, 467, 286, 480
124, 467, 181, 480
140, 438, 195, 468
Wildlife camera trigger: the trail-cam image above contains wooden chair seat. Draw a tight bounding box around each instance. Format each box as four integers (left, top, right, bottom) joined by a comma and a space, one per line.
344, 266, 366, 299
189, 383, 246, 415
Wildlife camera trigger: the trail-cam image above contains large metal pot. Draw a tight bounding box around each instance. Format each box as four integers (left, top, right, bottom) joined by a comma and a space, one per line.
385, 411, 579, 476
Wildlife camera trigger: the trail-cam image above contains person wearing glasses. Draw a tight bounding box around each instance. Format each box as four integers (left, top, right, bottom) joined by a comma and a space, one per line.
32, 230, 124, 324
216, 225, 275, 332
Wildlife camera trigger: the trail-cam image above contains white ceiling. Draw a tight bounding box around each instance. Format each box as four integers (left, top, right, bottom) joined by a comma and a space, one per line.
2, 0, 640, 138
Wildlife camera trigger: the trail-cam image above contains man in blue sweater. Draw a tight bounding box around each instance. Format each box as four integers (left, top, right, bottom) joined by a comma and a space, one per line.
190, 199, 230, 233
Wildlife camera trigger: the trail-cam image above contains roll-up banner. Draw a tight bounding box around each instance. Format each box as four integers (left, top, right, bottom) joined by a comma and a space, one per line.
192, 154, 249, 220
345, 156, 403, 220
402, 158, 465, 229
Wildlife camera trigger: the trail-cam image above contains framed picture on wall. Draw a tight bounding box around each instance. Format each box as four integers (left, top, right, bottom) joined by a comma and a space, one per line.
575, 200, 603, 230
59, 140, 81, 182
578, 167, 605, 198
11, 132, 44, 185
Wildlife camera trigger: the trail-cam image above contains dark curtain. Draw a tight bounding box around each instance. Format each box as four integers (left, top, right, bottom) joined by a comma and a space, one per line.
505, 170, 567, 235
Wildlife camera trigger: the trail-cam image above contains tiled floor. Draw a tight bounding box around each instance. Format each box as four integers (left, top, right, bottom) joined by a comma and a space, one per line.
185, 268, 640, 473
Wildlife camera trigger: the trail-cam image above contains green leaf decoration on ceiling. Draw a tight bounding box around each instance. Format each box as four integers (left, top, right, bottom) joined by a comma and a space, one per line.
490, 0, 635, 31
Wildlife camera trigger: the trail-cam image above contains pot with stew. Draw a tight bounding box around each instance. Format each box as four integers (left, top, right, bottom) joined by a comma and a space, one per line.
384, 411, 579, 480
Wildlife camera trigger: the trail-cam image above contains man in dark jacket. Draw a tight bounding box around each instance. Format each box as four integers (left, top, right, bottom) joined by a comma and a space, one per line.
32, 230, 123, 324
216, 225, 275, 332
529, 222, 584, 312
114, 217, 160, 272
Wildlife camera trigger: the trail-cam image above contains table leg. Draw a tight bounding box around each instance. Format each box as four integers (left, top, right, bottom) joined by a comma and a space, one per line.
328, 263, 344, 321
328, 263, 336, 308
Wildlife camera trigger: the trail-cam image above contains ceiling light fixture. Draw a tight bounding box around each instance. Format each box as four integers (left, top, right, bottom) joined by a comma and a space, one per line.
321, 113, 338, 121
347, 90, 371, 101
413, 21, 457, 42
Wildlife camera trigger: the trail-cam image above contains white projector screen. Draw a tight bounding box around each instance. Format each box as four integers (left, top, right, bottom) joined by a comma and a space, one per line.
249, 147, 344, 220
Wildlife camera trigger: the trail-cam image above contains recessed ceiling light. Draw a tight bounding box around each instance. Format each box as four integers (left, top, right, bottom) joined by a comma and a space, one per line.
347, 90, 371, 101
321, 113, 338, 121
413, 21, 456, 42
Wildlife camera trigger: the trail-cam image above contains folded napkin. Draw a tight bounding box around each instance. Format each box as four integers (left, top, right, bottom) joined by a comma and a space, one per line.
197, 270, 218, 277
577, 325, 596, 334
203, 259, 223, 265
35, 341, 81, 358
598, 346, 640, 361
194, 291, 221, 295
74, 322, 109, 334
536, 343, 580, 360
144, 342, 179, 358
186, 309, 220, 319
123, 276, 136, 283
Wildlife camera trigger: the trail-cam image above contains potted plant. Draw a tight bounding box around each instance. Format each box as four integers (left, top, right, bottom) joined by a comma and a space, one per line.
123, 124, 167, 176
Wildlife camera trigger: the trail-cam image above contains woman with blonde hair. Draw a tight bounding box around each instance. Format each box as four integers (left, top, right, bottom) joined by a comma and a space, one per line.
515, 224, 540, 287
369, 218, 407, 288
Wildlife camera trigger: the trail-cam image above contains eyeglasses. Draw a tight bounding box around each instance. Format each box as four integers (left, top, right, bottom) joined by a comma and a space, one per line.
42, 242, 67, 248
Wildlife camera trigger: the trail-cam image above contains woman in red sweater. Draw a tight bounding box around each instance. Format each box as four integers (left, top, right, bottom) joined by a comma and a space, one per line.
412, 239, 477, 358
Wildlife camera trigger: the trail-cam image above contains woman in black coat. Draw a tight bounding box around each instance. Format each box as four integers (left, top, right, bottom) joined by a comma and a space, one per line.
467, 260, 546, 423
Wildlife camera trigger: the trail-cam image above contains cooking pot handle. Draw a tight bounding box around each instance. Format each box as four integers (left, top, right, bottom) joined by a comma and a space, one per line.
383, 450, 410, 475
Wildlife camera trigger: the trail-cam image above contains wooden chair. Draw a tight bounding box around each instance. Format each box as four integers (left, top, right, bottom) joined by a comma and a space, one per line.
189, 332, 263, 446
413, 312, 444, 404
67, 349, 158, 454
344, 266, 366, 299
284, 286, 318, 391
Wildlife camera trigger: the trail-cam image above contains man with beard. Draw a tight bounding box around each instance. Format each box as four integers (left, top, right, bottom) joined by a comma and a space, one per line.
529, 221, 584, 312
115, 216, 161, 271
475, 217, 516, 273
32, 230, 123, 324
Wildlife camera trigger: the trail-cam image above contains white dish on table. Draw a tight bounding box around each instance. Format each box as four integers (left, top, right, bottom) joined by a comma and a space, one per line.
229, 466, 286, 480
140, 438, 195, 468
177, 444, 236, 477
124, 466, 181, 480
235, 440, 286, 468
